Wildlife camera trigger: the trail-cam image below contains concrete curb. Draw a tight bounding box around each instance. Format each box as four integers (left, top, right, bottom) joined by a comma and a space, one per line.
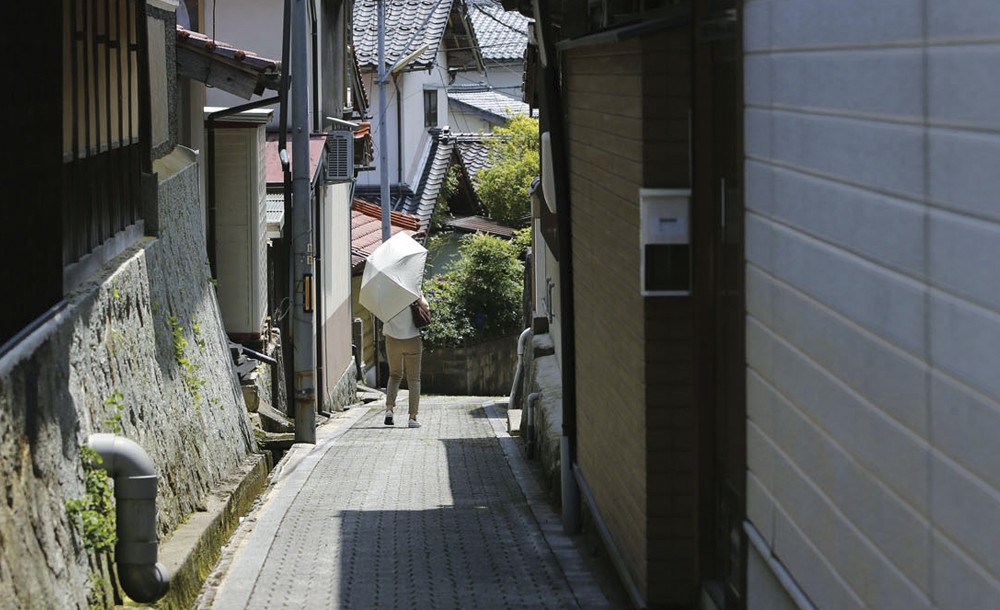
151, 451, 272, 609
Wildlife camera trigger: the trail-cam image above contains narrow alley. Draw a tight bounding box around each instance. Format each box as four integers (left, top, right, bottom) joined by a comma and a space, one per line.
193, 394, 617, 609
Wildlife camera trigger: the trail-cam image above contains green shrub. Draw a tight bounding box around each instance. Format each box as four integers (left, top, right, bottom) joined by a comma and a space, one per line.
423, 231, 527, 350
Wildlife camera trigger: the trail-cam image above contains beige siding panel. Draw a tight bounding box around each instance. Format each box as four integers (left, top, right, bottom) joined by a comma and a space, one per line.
568, 39, 650, 599
568, 108, 644, 140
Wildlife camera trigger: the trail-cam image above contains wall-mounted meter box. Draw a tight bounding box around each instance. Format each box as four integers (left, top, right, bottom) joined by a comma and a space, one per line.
640, 188, 691, 296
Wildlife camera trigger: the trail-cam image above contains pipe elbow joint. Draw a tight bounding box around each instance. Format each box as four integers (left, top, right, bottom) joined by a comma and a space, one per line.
118, 561, 170, 603
86, 434, 169, 603
88, 433, 155, 479
517, 327, 533, 356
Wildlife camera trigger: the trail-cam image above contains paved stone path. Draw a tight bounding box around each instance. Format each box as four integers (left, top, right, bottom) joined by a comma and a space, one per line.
195, 395, 612, 609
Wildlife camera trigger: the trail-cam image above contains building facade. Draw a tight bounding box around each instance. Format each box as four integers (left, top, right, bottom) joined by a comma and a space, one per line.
1, 2, 259, 606
204, 0, 362, 413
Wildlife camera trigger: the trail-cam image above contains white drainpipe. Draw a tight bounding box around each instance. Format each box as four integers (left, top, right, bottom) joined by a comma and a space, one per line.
509, 328, 533, 410
87, 434, 170, 603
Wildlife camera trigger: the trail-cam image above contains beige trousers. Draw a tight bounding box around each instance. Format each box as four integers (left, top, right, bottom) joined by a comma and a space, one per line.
385, 335, 422, 417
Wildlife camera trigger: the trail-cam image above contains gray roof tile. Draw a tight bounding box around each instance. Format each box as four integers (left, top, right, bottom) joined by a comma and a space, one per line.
448, 87, 530, 125
468, 0, 530, 61
403, 129, 456, 228
353, 0, 455, 70
454, 133, 499, 182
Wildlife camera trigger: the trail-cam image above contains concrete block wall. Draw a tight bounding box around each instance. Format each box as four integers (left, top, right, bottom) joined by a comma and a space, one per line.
0, 149, 257, 608
744, 2, 1000, 608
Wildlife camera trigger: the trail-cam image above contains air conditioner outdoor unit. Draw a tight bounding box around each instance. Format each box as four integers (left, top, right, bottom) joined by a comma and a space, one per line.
325, 131, 353, 183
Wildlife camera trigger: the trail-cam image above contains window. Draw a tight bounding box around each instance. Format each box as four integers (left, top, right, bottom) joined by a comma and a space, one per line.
424, 89, 438, 128
2, 0, 150, 351
63, 0, 149, 272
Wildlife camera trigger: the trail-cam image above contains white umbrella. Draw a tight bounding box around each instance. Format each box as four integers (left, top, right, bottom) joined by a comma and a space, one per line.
359, 232, 428, 322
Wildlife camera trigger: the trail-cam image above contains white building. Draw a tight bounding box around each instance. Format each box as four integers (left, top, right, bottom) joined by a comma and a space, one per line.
352, 0, 529, 195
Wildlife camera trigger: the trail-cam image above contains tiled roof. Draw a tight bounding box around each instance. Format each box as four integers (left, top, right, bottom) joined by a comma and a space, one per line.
354, 184, 414, 212
176, 26, 282, 98
264, 134, 328, 185
445, 215, 517, 238
352, 0, 454, 71
351, 199, 421, 270
402, 129, 456, 229
453, 132, 500, 182
467, 0, 529, 61
448, 86, 529, 125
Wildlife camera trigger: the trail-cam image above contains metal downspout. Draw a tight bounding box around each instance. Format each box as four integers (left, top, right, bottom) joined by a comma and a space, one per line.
510, 327, 533, 410
378, 0, 391, 242
526, 392, 540, 459
313, 185, 326, 415
395, 74, 403, 185
535, 0, 579, 534
279, 0, 294, 417
87, 434, 169, 604
310, 0, 320, 131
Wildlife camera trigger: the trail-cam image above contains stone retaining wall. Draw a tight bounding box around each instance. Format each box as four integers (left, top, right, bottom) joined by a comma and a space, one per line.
422, 334, 518, 395
0, 148, 257, 608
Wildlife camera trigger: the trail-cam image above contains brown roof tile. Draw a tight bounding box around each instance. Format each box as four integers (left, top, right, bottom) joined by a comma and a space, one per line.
351, 199, 422, 270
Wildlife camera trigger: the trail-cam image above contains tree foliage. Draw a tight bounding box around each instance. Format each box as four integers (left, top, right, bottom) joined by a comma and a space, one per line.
475, 116, 540, 223
423, 230, 528, 350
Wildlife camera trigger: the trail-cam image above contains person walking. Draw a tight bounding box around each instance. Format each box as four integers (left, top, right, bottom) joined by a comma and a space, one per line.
381, 296, 429, 428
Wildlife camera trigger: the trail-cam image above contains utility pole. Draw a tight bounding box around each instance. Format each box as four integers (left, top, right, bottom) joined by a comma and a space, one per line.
291, 0, 316, 443
378, 0, 391, 242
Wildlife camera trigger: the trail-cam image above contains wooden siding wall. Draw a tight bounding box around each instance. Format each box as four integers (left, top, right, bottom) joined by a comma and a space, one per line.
642, 28, 699, 606
566, 38, 651, 599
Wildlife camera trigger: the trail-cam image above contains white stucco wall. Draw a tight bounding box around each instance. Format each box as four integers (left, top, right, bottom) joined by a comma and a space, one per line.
451, 59, 523, 97
358, 49, 468, 189
744, 1, 1000, 608
319, 180, 357, 408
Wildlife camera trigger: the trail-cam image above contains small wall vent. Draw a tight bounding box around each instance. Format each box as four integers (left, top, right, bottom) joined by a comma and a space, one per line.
325, 131, 353, 183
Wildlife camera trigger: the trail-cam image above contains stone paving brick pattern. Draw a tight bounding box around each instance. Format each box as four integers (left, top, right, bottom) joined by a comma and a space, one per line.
203, 396, 605, 609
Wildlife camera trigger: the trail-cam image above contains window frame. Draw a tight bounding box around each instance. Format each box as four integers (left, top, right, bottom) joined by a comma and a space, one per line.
424, 89, 438, 128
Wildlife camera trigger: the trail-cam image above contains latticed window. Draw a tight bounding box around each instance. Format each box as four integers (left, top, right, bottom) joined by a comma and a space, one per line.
1, 0, 150, 351
62, 0, 149, 275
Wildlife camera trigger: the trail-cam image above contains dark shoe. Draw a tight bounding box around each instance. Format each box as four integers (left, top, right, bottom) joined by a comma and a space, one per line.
384, 409, 394, 426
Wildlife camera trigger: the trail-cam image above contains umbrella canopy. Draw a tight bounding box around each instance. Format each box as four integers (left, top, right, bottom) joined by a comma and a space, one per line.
359, 232, 428, 322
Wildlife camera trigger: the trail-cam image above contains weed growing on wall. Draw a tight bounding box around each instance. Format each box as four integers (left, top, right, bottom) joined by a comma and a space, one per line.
103, 390, 125, 433
167, 315, 207, 404
192, 320, 207, 354
66, 447, 116, 553
67, 446, 118, 609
